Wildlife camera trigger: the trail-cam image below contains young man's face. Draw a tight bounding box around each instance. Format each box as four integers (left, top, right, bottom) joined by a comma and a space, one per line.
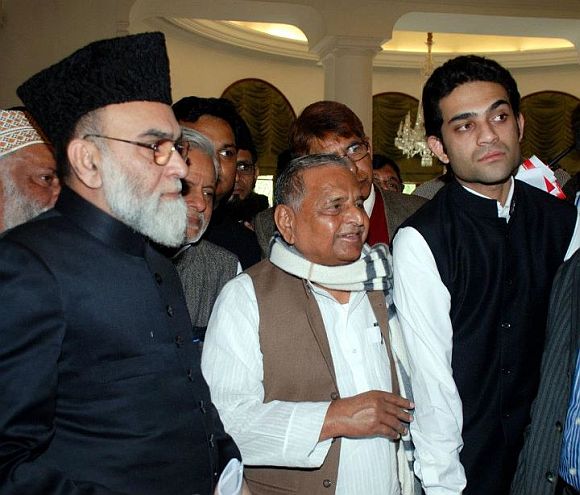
428, 81, 524, 196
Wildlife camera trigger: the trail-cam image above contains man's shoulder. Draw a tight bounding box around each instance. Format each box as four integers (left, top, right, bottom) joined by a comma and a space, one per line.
2, 210, 76, 253
516, 179, 578, 212
379, 189, 428, 211
195, 239, 239, 264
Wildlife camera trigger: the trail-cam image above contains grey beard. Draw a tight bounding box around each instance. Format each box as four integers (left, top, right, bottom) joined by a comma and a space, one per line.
186, 210, 209, 244
100, 156, 187, 247
2, 178, 48, 232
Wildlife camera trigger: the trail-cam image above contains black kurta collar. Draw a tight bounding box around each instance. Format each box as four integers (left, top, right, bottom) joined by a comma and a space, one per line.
448, 178, 515, 220
55, 186, 147, 257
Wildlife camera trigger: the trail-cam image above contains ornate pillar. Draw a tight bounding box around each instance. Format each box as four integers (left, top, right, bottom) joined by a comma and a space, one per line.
311, 35, 383, 136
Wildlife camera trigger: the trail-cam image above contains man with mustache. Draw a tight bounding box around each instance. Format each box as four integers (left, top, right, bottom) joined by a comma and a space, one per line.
202, 154, 417, 494
392, 55, 580, 495
173, 96, 261, 268
173, 127, 240, 343
0, 108, 60, 233
0, 33, 240, 494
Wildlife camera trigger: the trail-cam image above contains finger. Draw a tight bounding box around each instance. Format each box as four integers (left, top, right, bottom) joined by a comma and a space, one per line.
380, 392, 414, 410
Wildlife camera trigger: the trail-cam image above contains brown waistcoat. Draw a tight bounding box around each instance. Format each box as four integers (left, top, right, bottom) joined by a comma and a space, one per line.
244, 260, 397, 495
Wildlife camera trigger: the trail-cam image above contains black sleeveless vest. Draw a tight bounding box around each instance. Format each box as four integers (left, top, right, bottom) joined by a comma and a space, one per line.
404, 179, 576, 494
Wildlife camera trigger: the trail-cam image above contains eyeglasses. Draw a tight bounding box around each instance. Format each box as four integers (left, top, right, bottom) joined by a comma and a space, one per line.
83, 134, 190, 166
341, 141, 369, 162
236, 161, 255, 175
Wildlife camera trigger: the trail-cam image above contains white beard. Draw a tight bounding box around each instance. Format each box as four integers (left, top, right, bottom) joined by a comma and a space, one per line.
100, 153, 187, 247
2, 176, 48, 232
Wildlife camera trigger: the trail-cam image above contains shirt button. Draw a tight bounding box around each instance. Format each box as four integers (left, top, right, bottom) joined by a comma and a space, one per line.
175, 335, 184, 347
322, 479, 332, 488
570, 467, 577, 476
502, 412, 511, 419
330, 392, 339, 400
546, 471, 555, 483
556, 421, 563, 432
166, 305, 174, 317
154, 272, 162, 285
501, 368, 512, 375
575, 417, 580, 426
501, 322, 511, 329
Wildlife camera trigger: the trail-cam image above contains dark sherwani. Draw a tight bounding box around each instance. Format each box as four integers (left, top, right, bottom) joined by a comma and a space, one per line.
404, 179, 577, 495
0, 187, 239, 495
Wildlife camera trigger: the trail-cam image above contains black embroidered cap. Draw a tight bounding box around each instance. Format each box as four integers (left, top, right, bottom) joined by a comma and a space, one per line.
17, 32, 172, 149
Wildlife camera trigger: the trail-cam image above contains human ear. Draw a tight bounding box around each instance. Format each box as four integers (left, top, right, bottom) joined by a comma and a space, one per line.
67, 138, 104, 189
427, 136, 450, 164
274, 204, 296, 245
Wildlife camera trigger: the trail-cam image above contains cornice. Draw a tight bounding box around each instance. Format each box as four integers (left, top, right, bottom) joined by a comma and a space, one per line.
165, 18, 580, 69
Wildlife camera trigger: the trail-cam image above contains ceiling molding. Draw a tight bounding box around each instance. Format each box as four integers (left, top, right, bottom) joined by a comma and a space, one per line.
165, 17, 580, 69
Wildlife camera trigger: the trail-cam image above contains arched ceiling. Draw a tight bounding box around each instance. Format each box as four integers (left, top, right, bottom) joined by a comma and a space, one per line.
131, 0, 580, 68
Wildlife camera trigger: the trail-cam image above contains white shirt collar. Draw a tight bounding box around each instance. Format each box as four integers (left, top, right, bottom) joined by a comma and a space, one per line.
462, 177, 515, 222
364, 184, 376, 218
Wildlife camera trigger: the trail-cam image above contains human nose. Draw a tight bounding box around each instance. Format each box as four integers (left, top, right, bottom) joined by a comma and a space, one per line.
477, 120, 499, 145
166, 151, 188, 179
344, 202, 365, 226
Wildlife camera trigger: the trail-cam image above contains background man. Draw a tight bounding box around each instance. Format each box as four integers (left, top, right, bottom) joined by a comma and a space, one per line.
0, 108, 59, 233
288, 101, 426, 247
393, 55, 579, 495
372, 154, 403, 193
202, 154, 416, 495
173, 126, 239, 344
227, 119, 269, 225
0, 32, 239, 494
173, 96, 261, 268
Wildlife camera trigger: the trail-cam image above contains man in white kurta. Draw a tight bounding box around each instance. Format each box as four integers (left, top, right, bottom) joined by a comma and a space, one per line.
202, 154, 415, 495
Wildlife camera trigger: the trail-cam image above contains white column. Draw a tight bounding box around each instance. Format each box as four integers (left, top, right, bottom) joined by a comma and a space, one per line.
311, 36, 383, 137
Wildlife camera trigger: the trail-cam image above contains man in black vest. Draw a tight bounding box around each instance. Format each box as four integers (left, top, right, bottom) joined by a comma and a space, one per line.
392, 55, 579, 495
0, 32, 240, 494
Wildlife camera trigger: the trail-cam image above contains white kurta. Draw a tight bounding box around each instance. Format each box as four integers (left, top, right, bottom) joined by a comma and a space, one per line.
202, 273, 400, 495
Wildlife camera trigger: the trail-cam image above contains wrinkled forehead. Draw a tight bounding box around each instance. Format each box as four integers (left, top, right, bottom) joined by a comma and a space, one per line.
308, 133, 360, 153
1, 143, 56, 171
100, 101, 180, 138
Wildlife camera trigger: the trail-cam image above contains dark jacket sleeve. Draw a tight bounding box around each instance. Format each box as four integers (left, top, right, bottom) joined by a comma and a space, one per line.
0, 240, 124, 495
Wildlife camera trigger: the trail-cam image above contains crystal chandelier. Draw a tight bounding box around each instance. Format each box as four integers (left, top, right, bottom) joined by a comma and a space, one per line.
395, 32, 434, 167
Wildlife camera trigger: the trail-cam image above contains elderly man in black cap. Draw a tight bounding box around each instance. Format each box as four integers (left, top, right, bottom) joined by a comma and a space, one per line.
0, 32, 241, 495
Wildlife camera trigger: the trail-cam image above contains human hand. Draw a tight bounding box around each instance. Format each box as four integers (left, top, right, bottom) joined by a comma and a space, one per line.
320, 390, 413, 441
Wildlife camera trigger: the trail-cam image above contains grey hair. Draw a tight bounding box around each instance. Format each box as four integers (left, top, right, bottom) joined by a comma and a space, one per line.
181, 127, 220, 180
274, 153, 351, 209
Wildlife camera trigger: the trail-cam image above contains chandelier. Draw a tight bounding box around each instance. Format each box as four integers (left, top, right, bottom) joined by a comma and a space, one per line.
395, 32, 434, 167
